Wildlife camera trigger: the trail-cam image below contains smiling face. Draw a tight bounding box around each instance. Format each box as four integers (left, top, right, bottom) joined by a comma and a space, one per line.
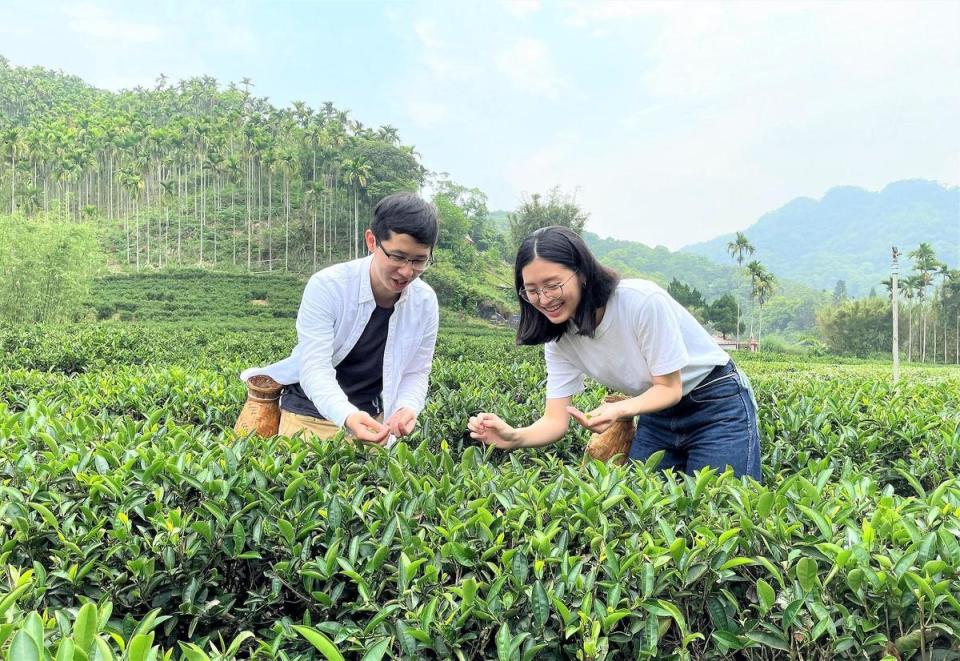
365, 229, 432, 303
520, 257, 582, 325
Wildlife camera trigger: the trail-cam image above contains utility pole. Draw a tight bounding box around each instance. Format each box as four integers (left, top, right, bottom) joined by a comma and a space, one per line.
892, 246, 900, 384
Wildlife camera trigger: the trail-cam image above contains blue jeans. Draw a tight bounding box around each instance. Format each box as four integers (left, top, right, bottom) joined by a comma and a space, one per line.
629, 362, 762, 480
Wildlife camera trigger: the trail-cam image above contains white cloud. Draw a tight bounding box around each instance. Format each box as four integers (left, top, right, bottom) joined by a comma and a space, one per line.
63, 2, 164, 44
505, 136, 579, 197
404, 98, 450, 127
412, 18, 481, 81
414, 19, 443, 51
496, 37, 565, 98
542, 1, 960, 248
504, 0, 542, 18
561, 0, 660, 27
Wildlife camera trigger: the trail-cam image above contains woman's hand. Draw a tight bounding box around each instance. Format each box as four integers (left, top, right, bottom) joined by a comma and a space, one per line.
566, 401, 628, 434
467, 412, 522, 449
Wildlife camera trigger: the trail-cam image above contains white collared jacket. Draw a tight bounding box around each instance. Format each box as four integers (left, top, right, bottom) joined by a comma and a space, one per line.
240, 255, 439, 427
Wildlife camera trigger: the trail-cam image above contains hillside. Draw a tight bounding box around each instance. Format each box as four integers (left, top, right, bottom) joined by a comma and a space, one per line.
585, 232, 739, 300
682, 180, 959, 297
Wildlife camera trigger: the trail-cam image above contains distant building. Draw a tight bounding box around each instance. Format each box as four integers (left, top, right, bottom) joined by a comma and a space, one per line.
713, 336, 759, 352
713, 336, 739, 351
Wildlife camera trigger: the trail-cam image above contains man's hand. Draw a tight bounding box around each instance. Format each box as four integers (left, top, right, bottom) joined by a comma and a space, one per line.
384, 407, 417, 437
566, 401, 628, 434
344, 412, 390, 445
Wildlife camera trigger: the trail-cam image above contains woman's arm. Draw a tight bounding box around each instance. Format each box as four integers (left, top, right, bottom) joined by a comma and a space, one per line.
617, 370, 683, 416
467, 396, 572, 449
568, 370, 682, 434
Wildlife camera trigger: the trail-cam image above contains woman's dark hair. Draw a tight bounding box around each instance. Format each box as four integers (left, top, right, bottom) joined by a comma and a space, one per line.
371, 192, 439, 246
514, 226, 620, 345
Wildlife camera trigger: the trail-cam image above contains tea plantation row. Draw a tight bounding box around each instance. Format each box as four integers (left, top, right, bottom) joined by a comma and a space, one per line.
1, 323, 959, 660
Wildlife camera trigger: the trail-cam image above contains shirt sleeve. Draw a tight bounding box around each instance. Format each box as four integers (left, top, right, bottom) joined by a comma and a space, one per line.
636, 292, 689, 377
544, 341, 585, 399
296, 274, 359, 428
393, 294, 439, 415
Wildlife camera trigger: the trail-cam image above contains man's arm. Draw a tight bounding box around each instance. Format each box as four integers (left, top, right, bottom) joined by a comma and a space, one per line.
296, 275, 360, 428
391, 300, 439, 418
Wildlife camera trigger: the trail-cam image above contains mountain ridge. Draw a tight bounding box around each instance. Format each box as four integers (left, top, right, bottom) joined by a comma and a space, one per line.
681, 179, 959, 296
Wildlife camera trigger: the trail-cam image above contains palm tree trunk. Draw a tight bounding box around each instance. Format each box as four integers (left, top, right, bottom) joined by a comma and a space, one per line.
921, 305, 927, 362
246, 156, 252, 271
10, 148, 16, 214
268, 169, 273, 271
737, 298, 740, 350
135, 200, 140, 271
146, 202, 151, 266
199, 156, 205, 265
353, 187, 359, 260
163, 206, 169, 269
232, 179, 237, 266
908, 305, 913, 361
177, 166, 183, 266
933, 312, 937, 362
757, 304, 763, 348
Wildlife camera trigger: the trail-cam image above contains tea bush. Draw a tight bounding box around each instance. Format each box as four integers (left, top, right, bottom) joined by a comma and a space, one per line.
2, 323, 959, 659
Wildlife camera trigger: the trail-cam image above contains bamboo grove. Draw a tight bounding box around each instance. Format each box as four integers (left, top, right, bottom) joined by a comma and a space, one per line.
0, 56, 425, 273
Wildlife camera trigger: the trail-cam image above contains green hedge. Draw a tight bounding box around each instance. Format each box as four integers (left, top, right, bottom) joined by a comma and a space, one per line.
1, 329, 959, 658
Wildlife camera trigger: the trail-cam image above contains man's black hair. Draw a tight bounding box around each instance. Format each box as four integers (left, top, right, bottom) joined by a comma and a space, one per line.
371, 192, 439, 247
515, 226, 620, 345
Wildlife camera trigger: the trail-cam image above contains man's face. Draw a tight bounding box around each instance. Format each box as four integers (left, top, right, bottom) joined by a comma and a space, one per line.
365, 229, 433, 297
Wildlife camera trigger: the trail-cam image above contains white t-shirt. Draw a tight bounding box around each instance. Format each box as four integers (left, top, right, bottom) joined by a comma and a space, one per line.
544, 279, 729, 399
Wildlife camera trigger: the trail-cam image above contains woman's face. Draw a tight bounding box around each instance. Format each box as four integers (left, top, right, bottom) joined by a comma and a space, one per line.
520, 257, 582, 325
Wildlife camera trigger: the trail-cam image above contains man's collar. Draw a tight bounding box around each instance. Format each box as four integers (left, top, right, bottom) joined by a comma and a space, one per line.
358, 253, 412, 306
358, 254, 375, 304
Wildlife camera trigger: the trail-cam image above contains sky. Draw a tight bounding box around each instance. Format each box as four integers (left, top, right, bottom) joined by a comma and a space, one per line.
1, 0, 958, 250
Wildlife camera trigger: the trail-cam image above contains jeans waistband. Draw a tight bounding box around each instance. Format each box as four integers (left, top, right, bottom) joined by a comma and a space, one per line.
692, 360, 736, 391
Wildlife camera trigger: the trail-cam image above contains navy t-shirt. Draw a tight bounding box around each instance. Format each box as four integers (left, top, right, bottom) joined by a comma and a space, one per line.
281, 304, 394, 419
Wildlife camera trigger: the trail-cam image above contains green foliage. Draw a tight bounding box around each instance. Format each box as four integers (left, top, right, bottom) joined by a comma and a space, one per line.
0, 214, 101, 323
0, 58, 425, 272
2, 331, 960, 658
422, 249, 516, 317
708, 294, 741, 339
585, 232, 740, 301
666, 278, 705, 311
758, 292, 826, 335
433, 195, 471, 250
508, 187, 588, 254
86, 270, 304, 323
817, 298, 892, 357
833, 279, 848, 304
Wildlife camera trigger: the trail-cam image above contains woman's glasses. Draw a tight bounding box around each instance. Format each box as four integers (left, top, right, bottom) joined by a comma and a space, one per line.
519, 272, 577, 303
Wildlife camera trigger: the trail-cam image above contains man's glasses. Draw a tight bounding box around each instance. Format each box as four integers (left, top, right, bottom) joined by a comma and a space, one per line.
378, 243, 433, 272
519, 272, 577, 303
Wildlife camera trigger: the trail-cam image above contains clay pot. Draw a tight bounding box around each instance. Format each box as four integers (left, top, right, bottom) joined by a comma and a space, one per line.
584, 394, 635, 465
235, 375, 283, 437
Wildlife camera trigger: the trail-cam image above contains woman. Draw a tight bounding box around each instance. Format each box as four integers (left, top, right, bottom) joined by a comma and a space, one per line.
467, 226, 761, 480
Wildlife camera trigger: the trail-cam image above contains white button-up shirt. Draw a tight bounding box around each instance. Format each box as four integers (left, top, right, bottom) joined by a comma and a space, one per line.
240, 255, 439, 428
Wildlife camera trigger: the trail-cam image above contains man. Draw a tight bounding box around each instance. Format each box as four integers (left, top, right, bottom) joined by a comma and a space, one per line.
241, 192, 439, 445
